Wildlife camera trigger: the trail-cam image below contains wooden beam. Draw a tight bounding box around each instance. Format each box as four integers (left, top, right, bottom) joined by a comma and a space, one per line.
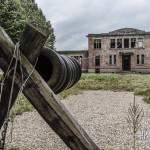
19, 24, 48, 63
0, 26, 100, 150
0, 24, 47, 129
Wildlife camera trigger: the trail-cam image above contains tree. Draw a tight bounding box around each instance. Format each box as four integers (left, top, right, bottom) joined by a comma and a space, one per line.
45, 22, 56, 50
19, 0, 56, 49
0, 0, 25, 43
0, 0, 55, 49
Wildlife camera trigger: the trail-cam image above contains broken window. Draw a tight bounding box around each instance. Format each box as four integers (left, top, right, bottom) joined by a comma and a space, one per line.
137, 55, 140, 64
137, 54, 144, 64
94, 39, 101, 49
117, 39, 122, 48
124, 38, 129, 48
109, 55, 112, 64
109, 55, 116, 65
114, 55, 116, 65
95, 55, 100, 66
141, 54, 144, 64
138, 38, 144, 48
131, 38, 136, 48
110, 39, 116, 48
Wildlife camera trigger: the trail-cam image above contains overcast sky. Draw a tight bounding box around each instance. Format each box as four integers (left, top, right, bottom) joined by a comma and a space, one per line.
35, 0, 150, 51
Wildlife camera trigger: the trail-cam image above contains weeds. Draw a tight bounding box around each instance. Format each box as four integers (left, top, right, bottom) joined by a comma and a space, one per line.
126, 94, 144, 150
61, 73, 150, 101
10, 94, 33, 118
10, 73, 150, 116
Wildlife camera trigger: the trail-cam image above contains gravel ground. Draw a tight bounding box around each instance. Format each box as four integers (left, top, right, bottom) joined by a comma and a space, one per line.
4, 90, 150, 150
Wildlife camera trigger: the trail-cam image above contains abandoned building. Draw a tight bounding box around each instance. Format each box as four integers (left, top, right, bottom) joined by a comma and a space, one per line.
58, 28, 150, 73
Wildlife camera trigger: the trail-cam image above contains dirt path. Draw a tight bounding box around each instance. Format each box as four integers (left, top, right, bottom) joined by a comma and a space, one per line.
5, 91, 150, 150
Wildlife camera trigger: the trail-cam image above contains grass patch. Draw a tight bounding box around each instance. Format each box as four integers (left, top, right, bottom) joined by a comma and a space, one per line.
8, 73, 150, 117
10, 94, 34, 118
60, 86, 82, 98
60, 73, 150, 103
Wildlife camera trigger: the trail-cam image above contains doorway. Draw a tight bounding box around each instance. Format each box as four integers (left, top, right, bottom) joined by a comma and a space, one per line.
122, 55, 131, 71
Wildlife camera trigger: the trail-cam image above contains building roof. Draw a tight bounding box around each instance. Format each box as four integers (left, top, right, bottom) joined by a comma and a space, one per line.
57, 50, 88, 55
87, 28, 150, 37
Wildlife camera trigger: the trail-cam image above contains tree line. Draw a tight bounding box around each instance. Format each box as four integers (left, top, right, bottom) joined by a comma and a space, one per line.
0, 0, 55, 50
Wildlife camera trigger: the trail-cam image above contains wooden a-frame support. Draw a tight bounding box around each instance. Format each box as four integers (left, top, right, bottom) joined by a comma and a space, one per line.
0, 25, 100, 150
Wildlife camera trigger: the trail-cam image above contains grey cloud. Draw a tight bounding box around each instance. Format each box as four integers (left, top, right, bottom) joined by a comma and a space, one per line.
36, 0, 150, 50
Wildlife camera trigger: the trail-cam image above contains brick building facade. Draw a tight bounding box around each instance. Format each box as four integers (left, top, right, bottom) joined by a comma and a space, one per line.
58, 28, 150, 73
88, 28, 150, 73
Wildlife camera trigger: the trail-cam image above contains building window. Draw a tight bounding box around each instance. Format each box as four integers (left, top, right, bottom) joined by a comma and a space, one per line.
110, 39, 116, 48
131, 38, 136, 48
137, 54, 144, 64
137, 55, 140, 64
95, 55, 100, 66
94, 39, 101, 49
141, 54, 144, 64
124, 38, 129, 48
109, 55, 112, 64
109, 55, 116, 65
117, 39, 122, 48
138, 38, 144, 48
114, 55, 116, 65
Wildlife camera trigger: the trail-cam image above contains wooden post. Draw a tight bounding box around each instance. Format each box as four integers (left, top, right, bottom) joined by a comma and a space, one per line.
0, 24, 47, 129
0, 26, 100, 150
19, 24, 48, 63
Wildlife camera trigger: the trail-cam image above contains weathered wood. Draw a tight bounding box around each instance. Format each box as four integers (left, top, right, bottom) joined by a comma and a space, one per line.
0, 26, 100, 149
0, 24, 47, 129
19, 24, 48, 63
